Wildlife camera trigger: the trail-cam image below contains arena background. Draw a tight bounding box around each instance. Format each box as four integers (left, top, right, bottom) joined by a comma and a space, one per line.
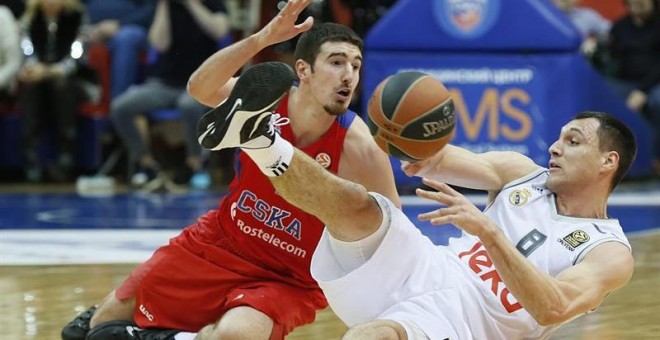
1, 0, 658, 339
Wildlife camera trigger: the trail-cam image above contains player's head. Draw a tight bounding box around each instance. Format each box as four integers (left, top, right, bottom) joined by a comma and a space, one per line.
547, 111, 636, 193
294, 22, 363, 115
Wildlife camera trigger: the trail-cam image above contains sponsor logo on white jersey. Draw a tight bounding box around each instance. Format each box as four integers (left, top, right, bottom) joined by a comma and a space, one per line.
558, 230, 590, 251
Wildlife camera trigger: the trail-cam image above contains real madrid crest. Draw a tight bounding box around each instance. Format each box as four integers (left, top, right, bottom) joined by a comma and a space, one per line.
315, 152, 332, 168
509, 189, 531, 207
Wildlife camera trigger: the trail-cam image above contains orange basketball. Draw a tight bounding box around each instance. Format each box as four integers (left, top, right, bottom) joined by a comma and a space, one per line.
367, 71, 456, 161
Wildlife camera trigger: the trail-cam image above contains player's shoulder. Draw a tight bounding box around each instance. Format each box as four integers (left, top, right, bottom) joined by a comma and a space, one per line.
344, 115, 377, 149
342, 116, 390, 166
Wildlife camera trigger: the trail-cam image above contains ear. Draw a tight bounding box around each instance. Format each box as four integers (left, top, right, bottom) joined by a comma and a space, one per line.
294, 59, 309, 81
602, 151, 619, 173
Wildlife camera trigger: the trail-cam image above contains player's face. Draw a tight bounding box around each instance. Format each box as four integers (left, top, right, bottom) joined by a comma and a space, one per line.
308, 41, 362, 116
546, 118, 605, 193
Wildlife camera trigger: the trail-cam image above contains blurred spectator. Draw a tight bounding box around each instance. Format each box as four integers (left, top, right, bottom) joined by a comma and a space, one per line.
337, 0, 396, 37
553, 0, 611, 56
111, 0, 229, 191
19, 0, 85, 182
81, 0, 156, 98
0, 5, 21, 106
607, 0, 660, 174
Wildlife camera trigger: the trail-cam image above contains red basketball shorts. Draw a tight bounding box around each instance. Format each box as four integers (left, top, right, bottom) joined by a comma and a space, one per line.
115, 228, 327, 338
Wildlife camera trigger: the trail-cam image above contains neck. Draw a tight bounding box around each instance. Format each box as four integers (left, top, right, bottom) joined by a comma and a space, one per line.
288, 87, 335, 147
554, 185, 610, 219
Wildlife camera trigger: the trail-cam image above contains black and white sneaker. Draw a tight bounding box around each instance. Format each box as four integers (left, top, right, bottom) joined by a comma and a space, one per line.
197, 61, 296, 151
86, 320, 180, 340
61, 305, 96, 340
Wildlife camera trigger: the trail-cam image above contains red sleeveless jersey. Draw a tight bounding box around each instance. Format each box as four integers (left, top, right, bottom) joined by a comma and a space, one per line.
192, 94, 357, 288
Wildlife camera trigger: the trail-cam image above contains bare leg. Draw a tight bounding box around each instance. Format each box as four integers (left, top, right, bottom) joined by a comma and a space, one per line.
197, 306, 274, 339
343, 320, 407, 340
269, 149, 382, 242
89, 290, 135, 328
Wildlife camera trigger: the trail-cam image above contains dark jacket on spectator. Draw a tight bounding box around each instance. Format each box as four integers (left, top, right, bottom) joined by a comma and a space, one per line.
28, 9, 82, 64
609, 11, 660, 93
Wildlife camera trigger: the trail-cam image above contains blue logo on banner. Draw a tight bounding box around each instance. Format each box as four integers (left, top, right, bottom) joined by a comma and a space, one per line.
434, 0, 500, 39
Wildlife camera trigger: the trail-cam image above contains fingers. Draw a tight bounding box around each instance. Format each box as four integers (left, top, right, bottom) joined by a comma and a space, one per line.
421, 178, 460, 197
415, 187, 454, 206
283, 0, 311, 16
418, 207, 457, 225
295, 16, 314, 32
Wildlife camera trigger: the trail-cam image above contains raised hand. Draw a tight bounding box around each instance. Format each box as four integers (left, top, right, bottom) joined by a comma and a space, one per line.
257, 0, 314, 47
416, 178, 495, 238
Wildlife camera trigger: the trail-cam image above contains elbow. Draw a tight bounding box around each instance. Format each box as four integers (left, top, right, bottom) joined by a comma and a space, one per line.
532, 305, 570, 326
186, 72, 213, 105
186, 76, 200, 100
535, 314, 560, 327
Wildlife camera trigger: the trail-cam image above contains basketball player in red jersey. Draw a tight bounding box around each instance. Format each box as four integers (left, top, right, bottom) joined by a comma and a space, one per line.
60, 0, 399, 339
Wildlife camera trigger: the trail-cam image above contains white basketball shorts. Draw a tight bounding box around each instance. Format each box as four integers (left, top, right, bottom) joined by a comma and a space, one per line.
311, 192, 472, 339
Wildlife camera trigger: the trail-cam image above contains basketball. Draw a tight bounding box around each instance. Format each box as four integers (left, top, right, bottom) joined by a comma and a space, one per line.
367, 71, 456, 161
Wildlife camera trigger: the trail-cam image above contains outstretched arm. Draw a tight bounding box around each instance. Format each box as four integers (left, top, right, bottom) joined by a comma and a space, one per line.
403, 144, 541, 192
273, 149, 383, 242
187, 0, 314, 107
417, 179, 634, 325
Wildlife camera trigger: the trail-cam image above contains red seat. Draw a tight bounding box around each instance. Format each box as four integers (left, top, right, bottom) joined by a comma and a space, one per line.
79, 43, 111, 118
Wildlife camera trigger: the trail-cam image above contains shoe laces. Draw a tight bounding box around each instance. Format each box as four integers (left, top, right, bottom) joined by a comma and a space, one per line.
268, 113, 290, 135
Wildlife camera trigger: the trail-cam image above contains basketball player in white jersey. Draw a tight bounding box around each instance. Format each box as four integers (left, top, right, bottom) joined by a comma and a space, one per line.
204, 99, 637, 339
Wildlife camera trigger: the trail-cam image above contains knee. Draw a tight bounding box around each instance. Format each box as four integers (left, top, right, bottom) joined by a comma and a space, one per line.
343, 322, 403, 340
199, 323, 272, 340
110, 96, 139, 123
199, 308, 275, 340
89, 293, 135, 329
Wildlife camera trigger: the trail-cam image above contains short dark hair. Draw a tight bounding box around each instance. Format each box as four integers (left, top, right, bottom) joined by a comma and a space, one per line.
294, 22, 363, 70
574, 111, 637, 191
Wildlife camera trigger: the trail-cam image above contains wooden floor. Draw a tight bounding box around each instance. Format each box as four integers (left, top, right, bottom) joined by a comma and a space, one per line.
0, 232, 657, 339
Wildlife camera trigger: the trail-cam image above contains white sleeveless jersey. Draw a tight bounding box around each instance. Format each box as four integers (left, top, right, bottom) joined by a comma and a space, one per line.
445, 169, 631, 339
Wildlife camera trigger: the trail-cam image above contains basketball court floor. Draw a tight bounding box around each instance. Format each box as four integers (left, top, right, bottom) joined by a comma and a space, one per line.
1, 182, 659, 339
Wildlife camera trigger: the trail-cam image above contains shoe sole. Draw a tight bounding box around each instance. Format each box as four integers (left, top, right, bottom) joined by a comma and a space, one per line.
197, 62, 296, 150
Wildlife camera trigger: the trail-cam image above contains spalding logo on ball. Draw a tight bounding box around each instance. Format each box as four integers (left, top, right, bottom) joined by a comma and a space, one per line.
367, 71, 456, 161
